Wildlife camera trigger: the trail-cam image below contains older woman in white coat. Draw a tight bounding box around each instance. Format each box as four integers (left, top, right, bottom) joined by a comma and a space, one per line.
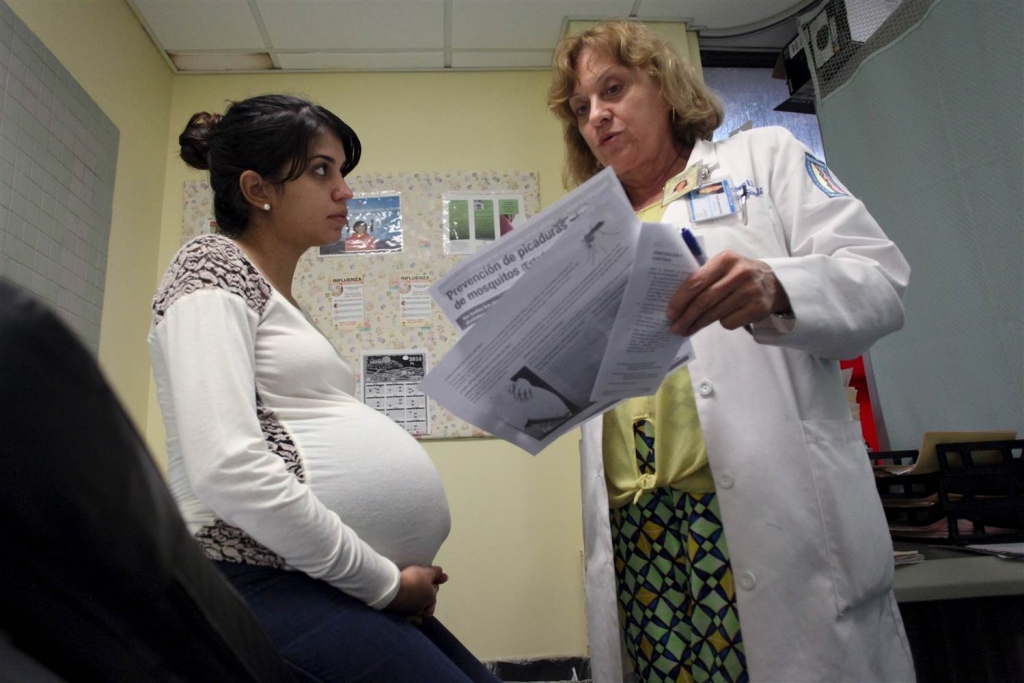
548, 21, 915, 683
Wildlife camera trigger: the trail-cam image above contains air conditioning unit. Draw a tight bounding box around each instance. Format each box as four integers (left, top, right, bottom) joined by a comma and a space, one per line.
807, 4, 840, 70
774, 0, 871, 113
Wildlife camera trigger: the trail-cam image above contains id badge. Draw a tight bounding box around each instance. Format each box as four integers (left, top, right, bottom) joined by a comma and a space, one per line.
688, 177, 738, 223
662, 160, 703, 206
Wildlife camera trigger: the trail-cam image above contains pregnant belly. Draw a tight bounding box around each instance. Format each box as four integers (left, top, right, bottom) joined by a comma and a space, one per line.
297, 408, 451, 568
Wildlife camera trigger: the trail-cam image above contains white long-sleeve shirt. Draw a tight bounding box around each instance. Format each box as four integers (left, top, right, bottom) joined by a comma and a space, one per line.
149, 234, 450, 609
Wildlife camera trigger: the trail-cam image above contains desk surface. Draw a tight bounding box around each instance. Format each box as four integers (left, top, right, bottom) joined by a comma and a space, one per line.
892, 542, 1024, 603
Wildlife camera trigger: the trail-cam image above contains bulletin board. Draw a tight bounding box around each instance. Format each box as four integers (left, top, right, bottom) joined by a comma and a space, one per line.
182, 170, 541, 439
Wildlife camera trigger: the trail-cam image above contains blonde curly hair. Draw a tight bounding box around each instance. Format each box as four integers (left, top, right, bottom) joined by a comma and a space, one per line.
547, 20, 724, 189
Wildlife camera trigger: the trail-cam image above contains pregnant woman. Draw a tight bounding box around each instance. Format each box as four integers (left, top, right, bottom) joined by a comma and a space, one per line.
150, 94, 498, 683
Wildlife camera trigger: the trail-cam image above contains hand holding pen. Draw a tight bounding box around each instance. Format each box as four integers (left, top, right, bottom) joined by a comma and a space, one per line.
669, 228, 789, 336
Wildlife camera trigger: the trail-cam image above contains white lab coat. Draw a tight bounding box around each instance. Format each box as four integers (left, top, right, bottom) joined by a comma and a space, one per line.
580, 127, 916, 683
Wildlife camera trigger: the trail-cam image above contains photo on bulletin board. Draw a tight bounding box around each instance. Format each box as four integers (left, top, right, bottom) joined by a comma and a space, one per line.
320, 192, 403, 256
442, 193, 525, 255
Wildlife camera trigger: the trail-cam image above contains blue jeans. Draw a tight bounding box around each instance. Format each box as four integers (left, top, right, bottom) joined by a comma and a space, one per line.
215, 562, 500, 683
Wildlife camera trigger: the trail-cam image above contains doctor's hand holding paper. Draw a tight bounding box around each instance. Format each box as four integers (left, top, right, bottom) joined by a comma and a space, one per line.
548, 20, 913, 683
666, 248, 791, 336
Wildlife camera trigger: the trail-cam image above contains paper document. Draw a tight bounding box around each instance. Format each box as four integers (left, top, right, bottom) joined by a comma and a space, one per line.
873, 430, 1017, 476
420, 169, 697, 454
888, 517, 1018, 539
893, 550, 925, 566
590, 223, 697, 401
961, 542, 1024, 559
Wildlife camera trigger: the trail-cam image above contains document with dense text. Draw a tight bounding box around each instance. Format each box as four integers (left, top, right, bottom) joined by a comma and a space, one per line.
420, 169, 700, 454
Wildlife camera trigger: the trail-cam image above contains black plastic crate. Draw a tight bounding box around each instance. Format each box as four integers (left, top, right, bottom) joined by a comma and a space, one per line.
881, 501, 947, 527
870, 440, 1024, 545
936, 440, 1024, 545
876, 472, 939, 499
871, 450, 938, 499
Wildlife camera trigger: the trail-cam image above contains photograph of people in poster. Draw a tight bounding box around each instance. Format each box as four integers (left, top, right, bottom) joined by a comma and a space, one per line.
361, 350, 429, 436
443, 193, 525, 255
320, 193, 403, 256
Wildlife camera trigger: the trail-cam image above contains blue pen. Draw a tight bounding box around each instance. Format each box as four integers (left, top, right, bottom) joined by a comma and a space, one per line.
680, 227, 707, 266
680, 228, 754, 335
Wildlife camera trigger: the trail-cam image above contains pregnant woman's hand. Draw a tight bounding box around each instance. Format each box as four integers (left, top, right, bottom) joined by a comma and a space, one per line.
388, 565, 445, 615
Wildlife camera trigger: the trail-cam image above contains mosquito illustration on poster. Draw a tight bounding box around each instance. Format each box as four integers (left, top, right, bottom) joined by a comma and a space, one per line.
580, 220, 622, 264
549, 202, 588, 234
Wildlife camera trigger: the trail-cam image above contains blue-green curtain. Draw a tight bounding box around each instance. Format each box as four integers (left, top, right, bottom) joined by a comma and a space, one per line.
811, 0, 1023, 448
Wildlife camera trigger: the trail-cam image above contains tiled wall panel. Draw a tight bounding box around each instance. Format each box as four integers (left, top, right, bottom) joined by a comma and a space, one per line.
0, 0, 119, 354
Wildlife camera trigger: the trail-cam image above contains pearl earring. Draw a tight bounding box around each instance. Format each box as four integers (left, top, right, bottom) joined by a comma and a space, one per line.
263, 203, 271, 211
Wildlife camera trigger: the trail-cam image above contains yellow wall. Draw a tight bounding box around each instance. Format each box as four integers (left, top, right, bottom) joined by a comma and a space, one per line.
8, 0, 590, 657
8, 0, 173, 430
10, 3, 701, 664
153, 71, 588, 660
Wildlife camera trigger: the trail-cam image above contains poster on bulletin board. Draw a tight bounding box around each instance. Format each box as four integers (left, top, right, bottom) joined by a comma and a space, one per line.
330, 276, 366, 328
399, 275, 432, 327
362, 350, 429, 436
181, 170, 540, 440
320, 192, 403, 256
442, 192, 526, 255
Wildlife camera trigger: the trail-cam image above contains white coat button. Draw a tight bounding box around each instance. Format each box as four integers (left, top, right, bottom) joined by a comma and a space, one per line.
718, 473, 734, 489
738, 572, 756, 591
698, 380, 714, 397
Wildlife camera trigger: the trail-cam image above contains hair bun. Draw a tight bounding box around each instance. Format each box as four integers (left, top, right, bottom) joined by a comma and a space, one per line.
179, 111, 222, 170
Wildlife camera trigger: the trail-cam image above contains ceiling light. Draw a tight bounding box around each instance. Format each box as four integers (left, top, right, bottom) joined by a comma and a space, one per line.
169, 53, 274, 72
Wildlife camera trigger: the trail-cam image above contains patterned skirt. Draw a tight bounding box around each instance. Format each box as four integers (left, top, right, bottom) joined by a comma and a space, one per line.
609, 419, 748, 683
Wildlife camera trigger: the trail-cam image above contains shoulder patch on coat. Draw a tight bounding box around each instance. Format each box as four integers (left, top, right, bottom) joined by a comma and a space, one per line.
804, 153, 849, 198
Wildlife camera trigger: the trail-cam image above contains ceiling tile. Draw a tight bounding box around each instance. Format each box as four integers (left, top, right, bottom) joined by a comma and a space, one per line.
128, 0, 810, 73
451, 0, 635, 50
131, 0, 265, 51
257, 0, 445, 50
637, 1, 804, 30
451, 50, 554, 69
276, 51, 446, 71
699, 19, 799, 50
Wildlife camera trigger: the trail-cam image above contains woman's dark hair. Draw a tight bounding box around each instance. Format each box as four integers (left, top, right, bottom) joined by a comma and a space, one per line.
179, 94, 361, 237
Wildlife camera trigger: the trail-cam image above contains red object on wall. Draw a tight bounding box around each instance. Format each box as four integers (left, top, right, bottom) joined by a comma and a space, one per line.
841, 356, 879, 452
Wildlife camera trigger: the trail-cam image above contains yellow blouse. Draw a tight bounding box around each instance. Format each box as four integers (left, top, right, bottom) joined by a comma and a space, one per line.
601, 201, 714, 508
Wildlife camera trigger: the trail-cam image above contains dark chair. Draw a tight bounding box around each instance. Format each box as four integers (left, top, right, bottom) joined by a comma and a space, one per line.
0, 279, 295, 682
